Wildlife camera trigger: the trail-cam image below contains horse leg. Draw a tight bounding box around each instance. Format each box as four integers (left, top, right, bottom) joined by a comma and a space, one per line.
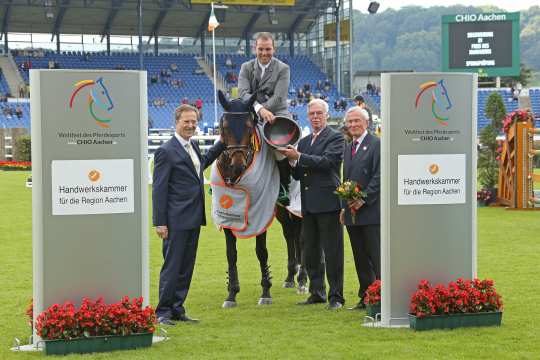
223, 229, 240, 308
293, 215, 308, 294
275, 206, 296, 288
255, 231, 272, 305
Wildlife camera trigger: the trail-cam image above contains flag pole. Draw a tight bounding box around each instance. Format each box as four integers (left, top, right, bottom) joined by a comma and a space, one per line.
212, 2, 218, 129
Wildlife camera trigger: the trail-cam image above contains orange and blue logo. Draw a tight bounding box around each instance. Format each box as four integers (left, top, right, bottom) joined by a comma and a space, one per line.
69, 77, 114, 128
415, 79, 453, 126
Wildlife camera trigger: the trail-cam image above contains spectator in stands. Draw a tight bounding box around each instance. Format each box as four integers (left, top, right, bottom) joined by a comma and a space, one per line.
354, 95, 373, 129
340, 98, 347, 111
324, 79, 331, 92
290, 99, 297, 107
15, 106, 23, 119
182, 97, 189, 105
48, 60, 55, 69
151, 74, 158, 84
297, 88, 304, 101
170, 63, 178, 72
225, 57, 236, 69
366, 81, 373, 95
291, 112, 298, 122
303, 83, 311, 92
83, 52, 90, 61
19, 83, 26, 98
195, 98, 203, 111
316, 79, 322, 90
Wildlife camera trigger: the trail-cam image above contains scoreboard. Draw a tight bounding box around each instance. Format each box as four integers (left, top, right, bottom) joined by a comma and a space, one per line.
441, 12, 520, 77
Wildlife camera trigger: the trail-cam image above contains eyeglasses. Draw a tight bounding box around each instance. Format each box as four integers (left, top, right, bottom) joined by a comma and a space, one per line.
308, 111, 326, 117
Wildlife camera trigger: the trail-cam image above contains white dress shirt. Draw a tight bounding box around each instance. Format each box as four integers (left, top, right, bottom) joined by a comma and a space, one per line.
254, 59, 272, 115
175, 132, 200, 176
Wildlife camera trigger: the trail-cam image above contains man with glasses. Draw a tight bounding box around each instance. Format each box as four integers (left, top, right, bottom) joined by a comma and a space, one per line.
278, 99, 345, 310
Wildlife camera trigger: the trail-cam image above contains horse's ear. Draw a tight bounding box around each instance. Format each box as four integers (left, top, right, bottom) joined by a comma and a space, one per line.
218, 90, 231, 111
247, 92, 257, 109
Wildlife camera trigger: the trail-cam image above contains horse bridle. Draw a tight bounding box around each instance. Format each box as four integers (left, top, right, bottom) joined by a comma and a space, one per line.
219, 112, 256, 185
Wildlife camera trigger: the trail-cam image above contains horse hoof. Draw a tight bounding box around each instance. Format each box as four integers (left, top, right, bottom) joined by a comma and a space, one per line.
222, 300, 237, 308
297, 285, 308, 295
258, 297, 272, 305
283, 281, 295, 288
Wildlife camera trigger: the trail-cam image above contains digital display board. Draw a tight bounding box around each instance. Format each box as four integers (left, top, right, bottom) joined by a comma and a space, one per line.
442, 12, 520, 77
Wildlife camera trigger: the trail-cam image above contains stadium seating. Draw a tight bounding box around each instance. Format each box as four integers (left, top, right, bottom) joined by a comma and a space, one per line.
2, 51, 539, 132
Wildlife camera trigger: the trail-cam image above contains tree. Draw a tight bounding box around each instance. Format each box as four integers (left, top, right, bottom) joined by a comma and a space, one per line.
478, 93, 506, 189
484, 92, 506, 131
13, 135, 31, 162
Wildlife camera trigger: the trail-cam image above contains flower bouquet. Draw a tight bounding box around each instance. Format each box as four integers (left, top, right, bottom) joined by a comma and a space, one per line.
335, 180, 367, 224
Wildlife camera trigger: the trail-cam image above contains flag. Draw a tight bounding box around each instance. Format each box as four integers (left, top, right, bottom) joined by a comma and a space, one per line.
208, 4, 220, 32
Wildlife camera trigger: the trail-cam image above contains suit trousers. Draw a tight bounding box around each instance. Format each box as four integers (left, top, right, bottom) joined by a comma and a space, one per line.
346, 224, 381, 300
302, 211, 344, 304
156, 227, 200, 319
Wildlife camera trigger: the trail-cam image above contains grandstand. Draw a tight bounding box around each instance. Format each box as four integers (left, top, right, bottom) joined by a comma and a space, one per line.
0, 0, 538, 134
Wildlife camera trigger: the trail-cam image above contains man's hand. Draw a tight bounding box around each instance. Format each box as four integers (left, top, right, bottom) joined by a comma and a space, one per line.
339, 209, 345, 225
258, 108, 276, 124
277, 145, 300, 161
156, 225, 168, 240
347, 199, 365, 211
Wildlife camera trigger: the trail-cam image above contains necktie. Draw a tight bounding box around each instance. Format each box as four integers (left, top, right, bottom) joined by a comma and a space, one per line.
310, 133, 318, 146
186, 142, 201, 176
351, 140, 359, 156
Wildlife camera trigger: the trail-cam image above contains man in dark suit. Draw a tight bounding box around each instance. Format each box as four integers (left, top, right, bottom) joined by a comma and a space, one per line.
278, 99, 345, 310
152, 104, 224, 325
340, 106, 381, 310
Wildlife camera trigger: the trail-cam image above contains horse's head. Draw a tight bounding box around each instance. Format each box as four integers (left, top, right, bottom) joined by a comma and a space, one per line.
217, 90, 257, 186
91, 77, 114, 112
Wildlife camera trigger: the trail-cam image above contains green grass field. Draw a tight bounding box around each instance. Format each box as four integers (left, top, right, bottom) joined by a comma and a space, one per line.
1, 171, 540, 359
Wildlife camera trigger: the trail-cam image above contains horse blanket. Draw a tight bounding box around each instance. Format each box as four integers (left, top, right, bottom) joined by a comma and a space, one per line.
211, 123, 279, 238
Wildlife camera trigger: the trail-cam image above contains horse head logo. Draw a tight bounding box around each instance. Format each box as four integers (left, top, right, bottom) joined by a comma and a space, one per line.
415, 79, 452, 126
69, 77, 114, 128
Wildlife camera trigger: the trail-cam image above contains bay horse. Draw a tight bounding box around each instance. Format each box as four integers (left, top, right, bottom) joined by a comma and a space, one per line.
212, 90, 276, 308
212, 91, 308, 307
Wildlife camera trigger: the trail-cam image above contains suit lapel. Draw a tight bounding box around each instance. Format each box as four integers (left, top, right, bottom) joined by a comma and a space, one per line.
344, 142, 352, 179
354, 133, 373, 161
173, 136, 198, 177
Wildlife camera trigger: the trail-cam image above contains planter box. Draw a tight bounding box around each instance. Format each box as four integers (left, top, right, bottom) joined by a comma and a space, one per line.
366, 304, 381, 318
409, 311, 502, 331
44, 332, 153, 356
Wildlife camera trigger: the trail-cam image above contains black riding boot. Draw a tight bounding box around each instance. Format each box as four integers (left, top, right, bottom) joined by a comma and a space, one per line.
277, 158, 291, 206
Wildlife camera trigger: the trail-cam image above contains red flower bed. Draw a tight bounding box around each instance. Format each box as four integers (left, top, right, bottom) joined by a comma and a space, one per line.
363, 280, 381, 306
35, 296, 156, 340
0, 161, 31, 170
410, 278, 503, 318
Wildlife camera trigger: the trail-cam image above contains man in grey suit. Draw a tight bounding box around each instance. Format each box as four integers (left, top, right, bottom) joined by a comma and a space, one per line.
238, 32, 290, 123
340, 106, 381, 310
153, 104, 224, 325
238, 31, 292, 203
